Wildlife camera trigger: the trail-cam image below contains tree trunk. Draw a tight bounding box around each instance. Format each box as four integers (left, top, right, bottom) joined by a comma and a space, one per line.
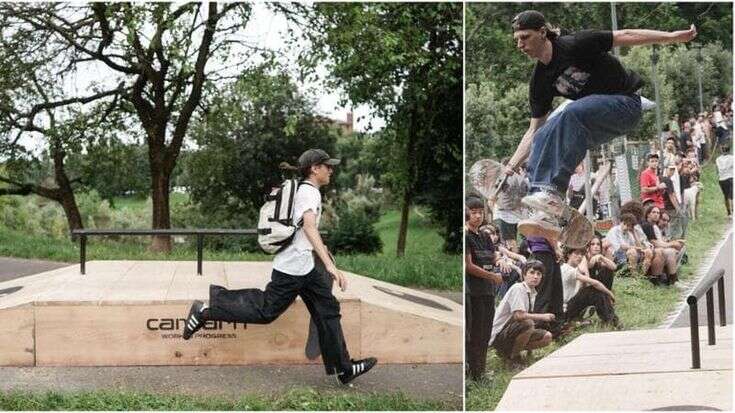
396, 96, 419, 257
396, 188, 412, 257
150, 166, 172, 253
51, 141, 83, 240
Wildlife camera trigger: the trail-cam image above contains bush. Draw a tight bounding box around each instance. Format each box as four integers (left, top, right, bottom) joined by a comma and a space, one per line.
325, 209, 383, 254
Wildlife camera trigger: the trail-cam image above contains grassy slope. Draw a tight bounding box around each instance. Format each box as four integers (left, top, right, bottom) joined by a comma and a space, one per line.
466, 162, 731, 410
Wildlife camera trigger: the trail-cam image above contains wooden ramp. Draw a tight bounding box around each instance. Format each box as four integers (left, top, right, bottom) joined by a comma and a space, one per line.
0, 261, 461, 367
496, 326, 733, 411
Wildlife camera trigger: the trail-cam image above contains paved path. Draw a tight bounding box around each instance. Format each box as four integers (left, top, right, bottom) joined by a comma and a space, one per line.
668, 231, 733, 328
0, 364, 463, 408
496, 326, 732, 411
0, 257, 71, 283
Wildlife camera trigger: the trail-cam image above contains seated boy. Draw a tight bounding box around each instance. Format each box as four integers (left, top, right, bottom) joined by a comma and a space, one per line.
561, 248, 619, 328
604, 213, 654, 276
490, 260, 554, 367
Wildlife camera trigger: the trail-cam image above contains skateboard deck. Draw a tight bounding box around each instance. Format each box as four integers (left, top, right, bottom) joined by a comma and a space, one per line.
559, 207, 594, 249
518, 205, 594, 249
468, 158, 507, 200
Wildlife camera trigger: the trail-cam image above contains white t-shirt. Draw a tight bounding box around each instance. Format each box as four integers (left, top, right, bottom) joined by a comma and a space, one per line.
489, 282, 536, 346
560, 263, 581, 309
716, 154, 733, 181
272, 183, 322, 276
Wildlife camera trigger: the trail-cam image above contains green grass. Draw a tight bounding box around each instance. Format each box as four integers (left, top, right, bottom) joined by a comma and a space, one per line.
466, 162, 731, 410
0, 204, 460, 290
337, 209, 461, 290
0, 388, 454, 411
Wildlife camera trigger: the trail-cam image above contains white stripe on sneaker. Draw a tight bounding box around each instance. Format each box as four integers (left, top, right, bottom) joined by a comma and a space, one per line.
191, 315, 198, 323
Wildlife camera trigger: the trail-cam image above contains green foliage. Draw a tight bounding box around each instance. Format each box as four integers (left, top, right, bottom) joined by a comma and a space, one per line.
302, 3, 463, 253
324, 174, 384, 255
66, 138, 151, 203
326, 209, 383, 255
180, 65, 337, 224
0, 388, 453, 411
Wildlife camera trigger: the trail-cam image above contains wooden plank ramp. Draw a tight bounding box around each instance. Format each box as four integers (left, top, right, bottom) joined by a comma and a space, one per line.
496, 326, 732, 411
0, 261, 461, 367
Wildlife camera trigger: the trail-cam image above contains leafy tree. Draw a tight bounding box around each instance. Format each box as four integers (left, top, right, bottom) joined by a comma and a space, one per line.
181, 66, 337, 222
0, 2, 258, 251
296, 3, 463, 254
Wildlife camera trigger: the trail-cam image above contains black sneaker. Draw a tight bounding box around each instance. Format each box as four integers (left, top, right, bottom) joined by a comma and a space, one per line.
183, 300, 206, 340
337, 357, 377, 385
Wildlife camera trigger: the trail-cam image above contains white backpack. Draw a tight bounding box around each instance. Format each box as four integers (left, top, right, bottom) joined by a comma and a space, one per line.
257, 179, 308, 254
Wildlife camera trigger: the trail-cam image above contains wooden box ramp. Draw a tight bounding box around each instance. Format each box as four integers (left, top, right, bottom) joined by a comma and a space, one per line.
496, 326, 733, 411
0, 261, 461, 367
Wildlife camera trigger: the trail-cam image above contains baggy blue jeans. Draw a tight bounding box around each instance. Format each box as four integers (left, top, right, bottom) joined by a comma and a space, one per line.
527, 94, 642, 194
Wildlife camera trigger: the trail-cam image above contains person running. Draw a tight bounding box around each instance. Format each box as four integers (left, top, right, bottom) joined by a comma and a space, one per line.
504, 10, 697, 239
180, 149, 376, 385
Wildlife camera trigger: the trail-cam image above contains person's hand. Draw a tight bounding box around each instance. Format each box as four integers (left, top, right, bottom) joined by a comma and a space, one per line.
502, 164, 515, 176
543, 313, 556, 322
658, 182, 667, 190
671, 24, 697, 43
498, 259, 512, 274
327, 264, 348, 292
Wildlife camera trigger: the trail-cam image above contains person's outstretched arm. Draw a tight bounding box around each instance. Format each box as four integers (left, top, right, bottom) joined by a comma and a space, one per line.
507, 115, 549, 171
613, 25, 697, 47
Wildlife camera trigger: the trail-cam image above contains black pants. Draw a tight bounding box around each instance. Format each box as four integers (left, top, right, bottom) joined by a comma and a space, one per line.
565, 286, 616, 324
465, 294, 494, 380
207, 260, 351, 375
531, 251, 564, 336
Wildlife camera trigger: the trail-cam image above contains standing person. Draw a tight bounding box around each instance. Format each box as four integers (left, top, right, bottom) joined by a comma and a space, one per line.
180, 149, 377, 385
661, 163, 686, 240
504, 10, 697, 239
567, 163, 586, 210
662, 136, 678, 170
465, 197, 503, 381
639, 153, 665, 209
716, 144, 733, 217
490, 260, 554, 367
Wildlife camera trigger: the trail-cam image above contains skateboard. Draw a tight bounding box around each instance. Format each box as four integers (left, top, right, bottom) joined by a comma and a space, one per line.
518, 204, 594, 249
469, 159, 594, 248
468, 158, 508, 200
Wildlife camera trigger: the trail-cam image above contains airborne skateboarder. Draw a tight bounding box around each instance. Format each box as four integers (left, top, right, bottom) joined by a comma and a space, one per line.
181, 149, 377, 385
506, 10, 697, 240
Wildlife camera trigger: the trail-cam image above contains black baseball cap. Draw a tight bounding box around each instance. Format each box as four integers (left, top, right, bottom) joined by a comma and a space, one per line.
297, 149, 340, 169
512, 10, 546, 31
647, 152, 660, 159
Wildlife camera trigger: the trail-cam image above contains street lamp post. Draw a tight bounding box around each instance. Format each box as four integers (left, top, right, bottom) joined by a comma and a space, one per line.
651, 44, 664, 150
696, 46, 704, 114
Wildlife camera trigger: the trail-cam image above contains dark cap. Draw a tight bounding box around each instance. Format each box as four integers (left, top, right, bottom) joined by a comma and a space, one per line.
512, 10, 546, 31
297, 149, 340, 169
647, 152, 660, 159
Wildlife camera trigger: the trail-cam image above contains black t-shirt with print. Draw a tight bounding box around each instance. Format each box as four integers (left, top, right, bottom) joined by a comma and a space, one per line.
529, 30, 644, 118
465, 229, 496, 296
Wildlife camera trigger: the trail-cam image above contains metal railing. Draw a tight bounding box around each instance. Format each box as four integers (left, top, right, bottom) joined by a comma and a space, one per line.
686, 268, 727, 369
71, 229, 258, 276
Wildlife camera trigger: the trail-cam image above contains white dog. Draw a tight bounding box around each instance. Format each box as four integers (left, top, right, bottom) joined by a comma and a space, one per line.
683, 182, 704, 220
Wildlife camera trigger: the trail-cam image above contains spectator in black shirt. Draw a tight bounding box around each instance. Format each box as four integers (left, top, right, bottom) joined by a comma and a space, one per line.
465, 197, 502, 381
501, 10, 697, 241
